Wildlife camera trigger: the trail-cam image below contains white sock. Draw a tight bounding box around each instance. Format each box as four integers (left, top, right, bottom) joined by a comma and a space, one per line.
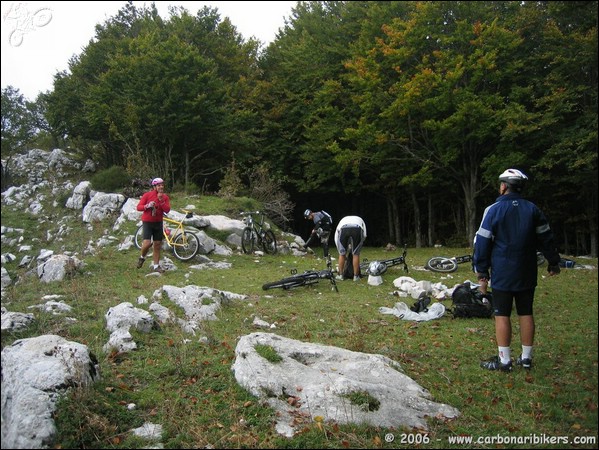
521, 345, 533, 360
498, 346, 511, 364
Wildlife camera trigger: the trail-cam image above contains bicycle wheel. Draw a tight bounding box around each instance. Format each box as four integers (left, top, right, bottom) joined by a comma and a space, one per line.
261, 230, 277, 254
172, 231, 200, 261
134, 225, 154, 257
241, 228, 255, 254
425, 256, 458, 273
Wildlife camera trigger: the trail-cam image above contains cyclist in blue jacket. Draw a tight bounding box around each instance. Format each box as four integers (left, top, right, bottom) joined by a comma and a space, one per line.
474, 169, 560, 372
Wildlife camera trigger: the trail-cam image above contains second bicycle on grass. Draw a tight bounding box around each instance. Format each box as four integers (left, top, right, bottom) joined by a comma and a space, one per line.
134, 210, 200, 261
360, 245, 409, 275
262, 254, 338, 292
240, 211, 277, 254
425, 251, 546, 273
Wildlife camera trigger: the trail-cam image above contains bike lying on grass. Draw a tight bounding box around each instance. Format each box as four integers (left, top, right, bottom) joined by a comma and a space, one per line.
359, 245, 409, 275
340, 244, 409, 280
425, 251, 546, 273
240, 211, 277, 254
262, 255, 338, 292
134, 210, 201, 261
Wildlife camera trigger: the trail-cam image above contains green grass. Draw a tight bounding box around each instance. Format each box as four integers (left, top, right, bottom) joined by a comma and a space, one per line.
1, 191, 597, 449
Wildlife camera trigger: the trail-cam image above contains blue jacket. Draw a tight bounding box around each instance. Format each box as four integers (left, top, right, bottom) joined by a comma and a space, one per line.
473, 193, 560, 291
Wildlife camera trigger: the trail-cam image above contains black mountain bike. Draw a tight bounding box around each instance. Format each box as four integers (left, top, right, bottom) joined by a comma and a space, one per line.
426, 251, 546, 273
359, 245, 409, 275
262, 255, 338, 292
240, 211, 277, 254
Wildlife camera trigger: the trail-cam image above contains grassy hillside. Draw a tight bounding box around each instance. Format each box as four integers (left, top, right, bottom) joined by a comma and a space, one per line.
1, 188, 597, 449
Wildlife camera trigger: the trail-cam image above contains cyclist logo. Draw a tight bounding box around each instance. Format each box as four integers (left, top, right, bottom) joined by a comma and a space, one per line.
3, 3, 52, 47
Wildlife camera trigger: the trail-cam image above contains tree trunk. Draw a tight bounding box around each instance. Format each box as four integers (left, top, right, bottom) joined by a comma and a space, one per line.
427, 194, 433, 247
590, 222, 597, 258
386, 198, 394, 243
411, 190, 422, 248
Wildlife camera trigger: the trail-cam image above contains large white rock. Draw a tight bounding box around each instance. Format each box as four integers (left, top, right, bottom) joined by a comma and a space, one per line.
232, 333, 459, 437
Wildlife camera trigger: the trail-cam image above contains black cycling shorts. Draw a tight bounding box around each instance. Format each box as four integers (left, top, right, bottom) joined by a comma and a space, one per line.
338, 226, 364, 255
142, 221, 163, 242
492, 288, 535, 316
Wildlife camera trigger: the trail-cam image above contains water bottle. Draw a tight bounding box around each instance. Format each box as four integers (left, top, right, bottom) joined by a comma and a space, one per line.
164, 226, 171, 236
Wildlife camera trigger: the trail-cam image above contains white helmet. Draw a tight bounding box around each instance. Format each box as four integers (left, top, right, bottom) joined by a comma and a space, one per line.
151, 177, 164, 186
303, 209, 312, 219
368, 261, 387, 276
499, 169, 527, 191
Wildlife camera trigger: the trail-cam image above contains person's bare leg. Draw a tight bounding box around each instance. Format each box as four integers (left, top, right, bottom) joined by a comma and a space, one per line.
495, 316, 512, 347
137, 239, 152, 268
353, 253, 360, 276
519, 315, 534, 347
152, 241, 162, 267
338, 254, 346, 275
141, 239, 152, 258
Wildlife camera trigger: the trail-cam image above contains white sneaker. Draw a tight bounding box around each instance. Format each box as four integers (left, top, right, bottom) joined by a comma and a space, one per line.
152, 265, 165, 274
335, 275, 344, 281
353, 275, 360, 282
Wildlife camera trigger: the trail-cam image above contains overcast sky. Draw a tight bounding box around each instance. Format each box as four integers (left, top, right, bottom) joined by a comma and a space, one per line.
1, 1, 297, 100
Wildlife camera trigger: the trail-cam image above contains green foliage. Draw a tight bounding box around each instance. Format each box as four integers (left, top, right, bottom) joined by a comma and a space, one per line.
1, 86, 37, 157
53, 383, 141, 449
34, 0, 597, 251
45, 2, 261, 193
171, 181, 202, 196
91, 165, 132, 193
341, 390, 381, 412
254, 344, 283, 363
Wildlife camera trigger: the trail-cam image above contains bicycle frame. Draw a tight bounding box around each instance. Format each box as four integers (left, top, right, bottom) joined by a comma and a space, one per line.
240, 211, 277, 254
262, 255, 338, 292
134, 211, 200, 261
162, 216, 187, 244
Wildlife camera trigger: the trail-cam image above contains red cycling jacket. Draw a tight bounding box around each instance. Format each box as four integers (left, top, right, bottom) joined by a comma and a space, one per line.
137, 191, 171, 222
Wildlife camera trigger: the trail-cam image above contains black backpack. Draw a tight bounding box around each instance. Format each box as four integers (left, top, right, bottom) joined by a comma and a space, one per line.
410, 295, 431, 313
451, 283, 494, 318
318, 210, 333, 232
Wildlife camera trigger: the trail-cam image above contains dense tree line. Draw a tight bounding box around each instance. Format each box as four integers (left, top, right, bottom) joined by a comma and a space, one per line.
1, 1, 596, 255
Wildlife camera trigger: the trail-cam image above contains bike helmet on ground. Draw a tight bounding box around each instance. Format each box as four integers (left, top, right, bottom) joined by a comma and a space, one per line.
151, 177, 164, 186
368, 260, 388, 276
304, 209, 312, 219
498, 169, 527, 191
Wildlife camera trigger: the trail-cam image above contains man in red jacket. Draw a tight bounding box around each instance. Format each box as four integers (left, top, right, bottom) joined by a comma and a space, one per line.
136, 177, 171, 273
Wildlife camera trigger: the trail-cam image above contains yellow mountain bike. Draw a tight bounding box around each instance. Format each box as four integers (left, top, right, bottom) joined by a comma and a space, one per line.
134, 211, 200, 261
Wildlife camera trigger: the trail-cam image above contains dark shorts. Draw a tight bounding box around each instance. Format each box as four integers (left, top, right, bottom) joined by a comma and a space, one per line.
338, 226, 364, 255
142, 221, 163, 242
492, 288, 535, 316
316, 229, 330, 244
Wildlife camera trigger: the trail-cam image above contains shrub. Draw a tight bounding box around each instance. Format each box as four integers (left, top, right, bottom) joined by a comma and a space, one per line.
248, 164, 294, 230
90, 166, 131, 193
218, 155, 245, 198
